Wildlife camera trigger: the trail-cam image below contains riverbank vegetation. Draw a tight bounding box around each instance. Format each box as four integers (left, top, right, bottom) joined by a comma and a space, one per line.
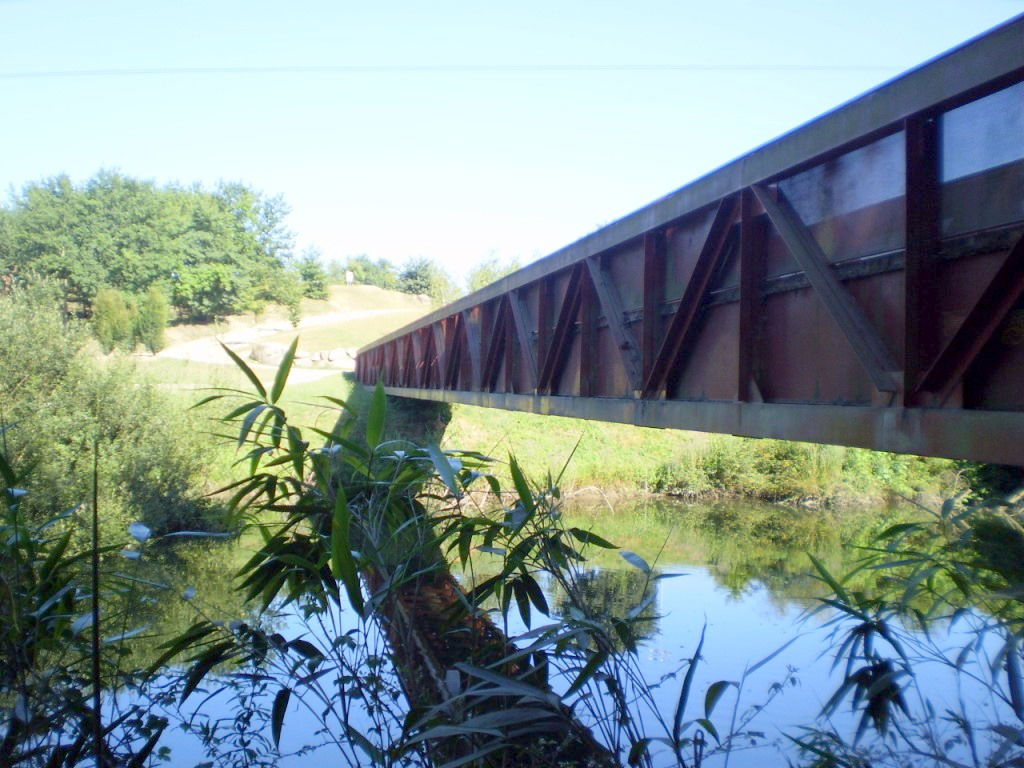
2, 256, 1022, 766
0, 281, 221, 542
0, 172, 312, 324
2, 297, 1023, 765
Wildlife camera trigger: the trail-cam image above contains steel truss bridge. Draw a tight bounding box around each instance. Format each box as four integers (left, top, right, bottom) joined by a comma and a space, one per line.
358, 17, 1024, 466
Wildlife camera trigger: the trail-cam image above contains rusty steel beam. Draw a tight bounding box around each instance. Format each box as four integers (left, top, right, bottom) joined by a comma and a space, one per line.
641, 231, 667, 382
367, 386, 1024, 467
585, 255, 642, 393
480, 298, 506, 392
917, 236, 1024, 404
359, 17, 1024, 466
904, 115, 942, 402
737, 191, 764, 403
538, 264, 584, 394
643, 197, 737, 398
753, 184, 901, 394
509, 289, 539, 390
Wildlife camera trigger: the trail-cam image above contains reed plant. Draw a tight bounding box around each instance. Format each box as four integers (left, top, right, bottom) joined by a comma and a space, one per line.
148, 340, 785, 768
798, 489, 1024, 766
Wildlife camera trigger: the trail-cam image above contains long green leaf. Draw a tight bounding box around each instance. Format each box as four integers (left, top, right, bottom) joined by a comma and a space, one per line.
508, 455, 534, 516
746, 634, 801, 676
0, 448, 17, 486
345, 724, 383, 763
566, 648, 608, 696
569, 527, 618, 549
219, 342, 267, 399
270, 337, 299, 404
520, 572, 549, 616
223, 401, 264, 421
181, 642, 233, 701
456, 663, 560, 706
331, 485, 363, 615
513, 578, 531, 628
238, 404, 268, 447
674, 624, 706, 744
704, 680, 735, 718
628, 738, 653, 766
428, 443, 460, 498
365, 380, 387, 449
808, 553, 849, 605
458, 521, 475, 569
620, 550, 651, 573
271, 686, 291, 747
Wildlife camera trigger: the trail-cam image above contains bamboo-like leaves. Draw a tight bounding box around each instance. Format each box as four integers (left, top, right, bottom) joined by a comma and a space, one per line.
365, 380, 386, 449
270, 337, 298, 404
331, 485, 364, 616
219, 342, 267, 399
271, 686, 291, 748
508, 456, 534, 517
428, 443, 461, 498
569, 527, 617, 549
620, 550, 651, 573
674, 624, 706, 749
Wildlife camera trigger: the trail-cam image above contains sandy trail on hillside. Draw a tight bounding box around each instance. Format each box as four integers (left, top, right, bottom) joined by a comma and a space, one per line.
142, 308, 408, 384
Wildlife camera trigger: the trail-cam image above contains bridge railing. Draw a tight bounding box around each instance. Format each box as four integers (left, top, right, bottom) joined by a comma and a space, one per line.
358, 16, 1024, 466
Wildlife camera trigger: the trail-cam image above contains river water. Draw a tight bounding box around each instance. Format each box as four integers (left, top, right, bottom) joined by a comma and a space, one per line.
139, 496, 1009, 767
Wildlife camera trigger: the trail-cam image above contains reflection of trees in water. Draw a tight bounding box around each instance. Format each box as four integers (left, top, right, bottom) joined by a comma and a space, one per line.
691, 503, 854, 605
112, 539, 274, 669
566, 498, 875, 612
553, 568, 658, 648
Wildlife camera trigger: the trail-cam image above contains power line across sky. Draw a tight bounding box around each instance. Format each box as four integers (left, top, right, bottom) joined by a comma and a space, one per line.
2, 0, 1021, 276
0, 63, 902, 80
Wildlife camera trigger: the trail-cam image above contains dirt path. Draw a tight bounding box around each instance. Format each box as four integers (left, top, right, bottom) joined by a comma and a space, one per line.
145, 308, 408, 384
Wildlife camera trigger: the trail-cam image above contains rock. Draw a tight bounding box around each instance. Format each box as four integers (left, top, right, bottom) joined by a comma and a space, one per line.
249, 342, 289, 365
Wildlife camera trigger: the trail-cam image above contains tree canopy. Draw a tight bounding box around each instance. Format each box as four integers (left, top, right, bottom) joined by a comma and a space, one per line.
0, 171, 300, 321
466, 254, 521, 294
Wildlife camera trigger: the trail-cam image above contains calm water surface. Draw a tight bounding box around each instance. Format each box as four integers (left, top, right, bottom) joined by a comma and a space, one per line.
145, 497, 1005, 767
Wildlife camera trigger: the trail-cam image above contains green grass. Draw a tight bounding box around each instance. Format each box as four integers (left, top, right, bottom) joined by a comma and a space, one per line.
261, 309, 426, 351
162, 284, 429, 348
440, 403, 707, 491
432, 400, 955, 503
139, 275, 960, 508
145, 355, 957, 507
316, 284, 428, 313
136, 357, 354, 487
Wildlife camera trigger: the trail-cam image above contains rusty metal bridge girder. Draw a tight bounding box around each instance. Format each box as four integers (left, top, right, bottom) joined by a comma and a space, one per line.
358, 16, 1024, 467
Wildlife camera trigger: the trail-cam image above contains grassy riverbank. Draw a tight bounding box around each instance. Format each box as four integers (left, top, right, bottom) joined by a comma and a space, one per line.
116, 282, 960, 507
339, 381, 958, 507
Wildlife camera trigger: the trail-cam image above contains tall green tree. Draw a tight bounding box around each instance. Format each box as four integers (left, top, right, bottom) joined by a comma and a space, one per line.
467, 254, 521, 294
345, 254, 398, 290
297, 249, 329, 300
92, 287, 136, 353
398, 257, 458, 303
136, 286, 171, 353
1, 171, 299, 321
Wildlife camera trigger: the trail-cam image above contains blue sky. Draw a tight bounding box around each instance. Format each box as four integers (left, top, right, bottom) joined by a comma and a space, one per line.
1, 1, 1021, 278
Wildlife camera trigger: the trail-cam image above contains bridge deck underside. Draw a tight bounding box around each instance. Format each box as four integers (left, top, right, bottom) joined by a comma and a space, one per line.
358, 18, 1024, 466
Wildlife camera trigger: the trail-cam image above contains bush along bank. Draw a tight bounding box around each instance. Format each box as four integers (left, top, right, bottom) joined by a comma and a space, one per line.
646, 436, 960, 508
0, 280, 225, 543
373, 396, 961, 508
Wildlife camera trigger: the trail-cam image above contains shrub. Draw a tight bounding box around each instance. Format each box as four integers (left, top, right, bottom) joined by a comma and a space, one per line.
92, 287, 136, 352
0, 281, 220, 541
297, 252, 329, 300
136, 285, 170, 353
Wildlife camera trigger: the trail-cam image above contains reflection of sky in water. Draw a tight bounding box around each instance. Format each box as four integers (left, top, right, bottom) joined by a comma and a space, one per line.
150, 503, 1013, 768
622, 561, 1009, 767
146, 602, 409, 768
642, 566, 822, 765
